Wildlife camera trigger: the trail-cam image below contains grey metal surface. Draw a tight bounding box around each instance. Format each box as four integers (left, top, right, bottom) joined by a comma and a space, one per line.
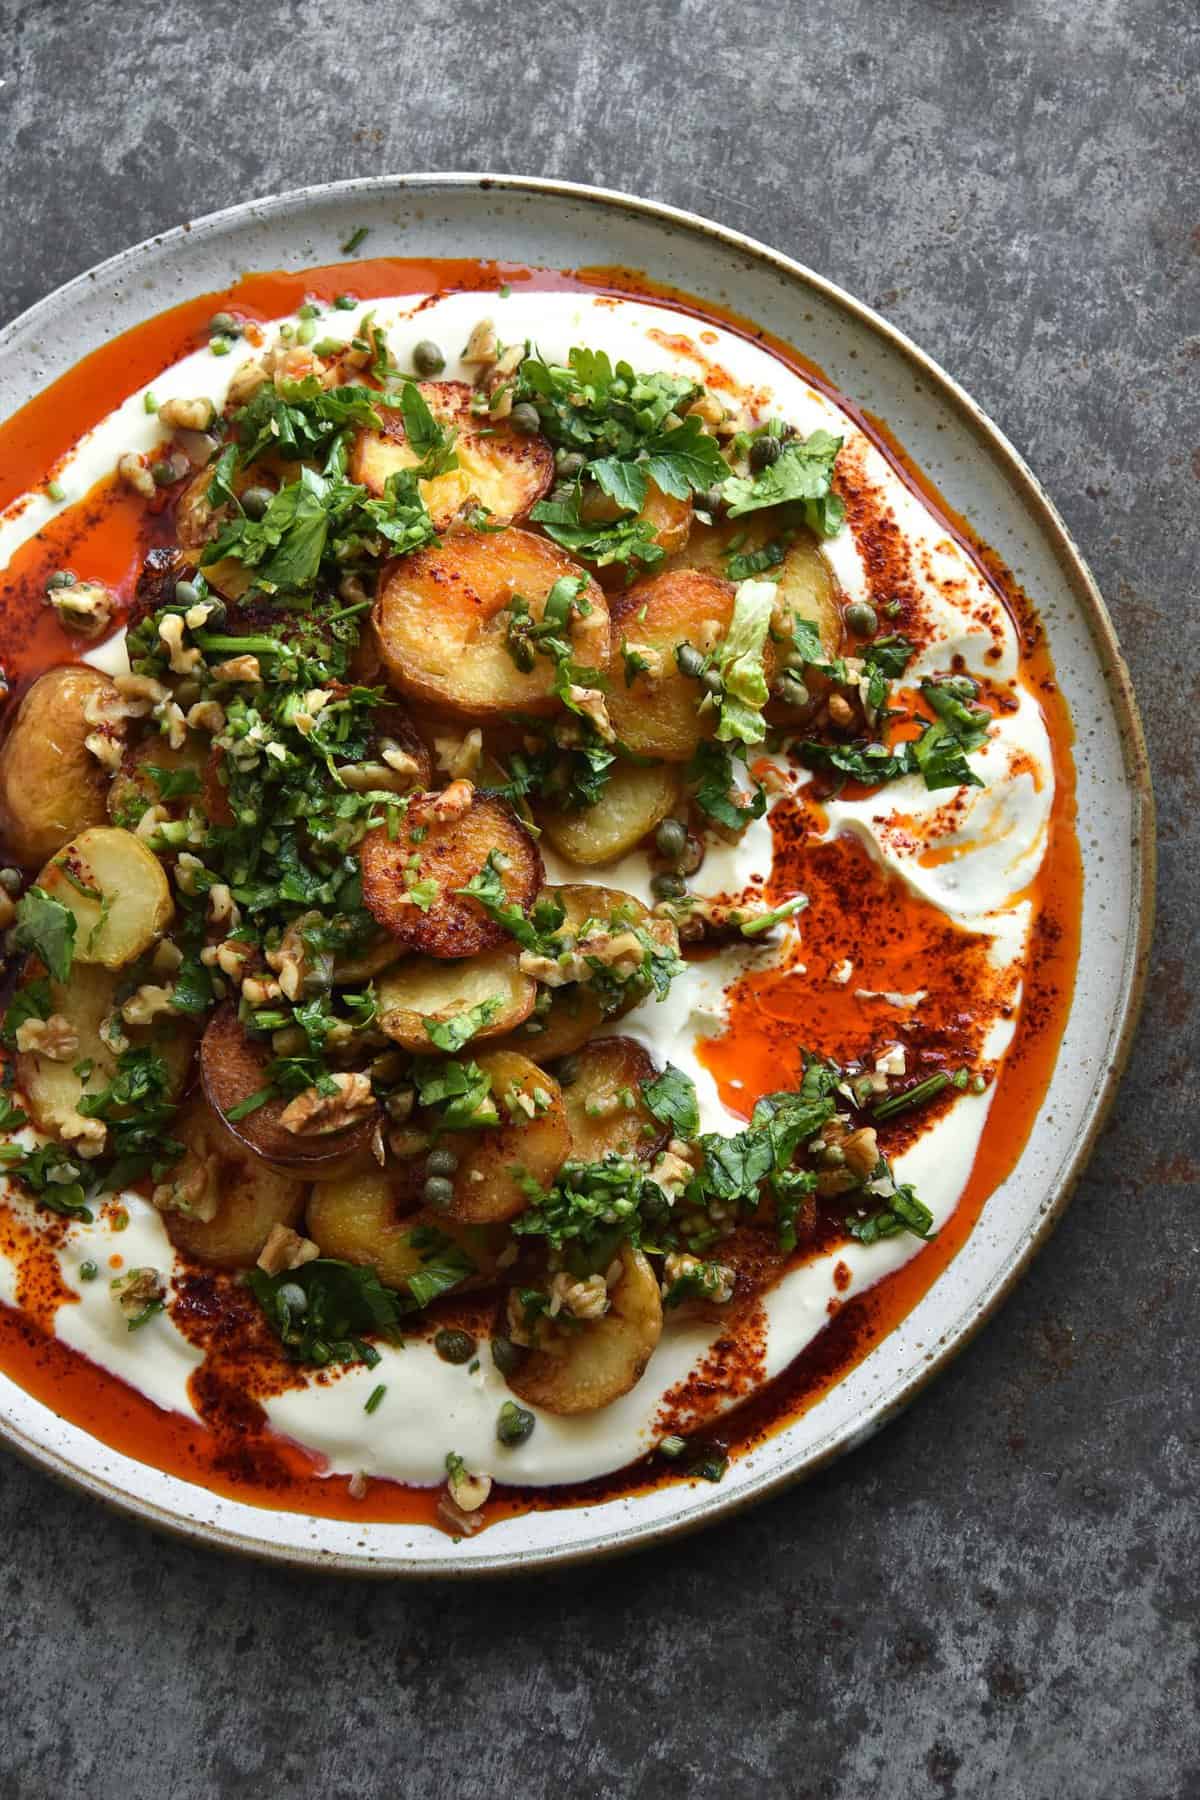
0, 2, 1193, 1795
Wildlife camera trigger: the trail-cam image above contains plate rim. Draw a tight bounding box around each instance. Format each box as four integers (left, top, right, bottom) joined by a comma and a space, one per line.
0, 172, 1156, 1577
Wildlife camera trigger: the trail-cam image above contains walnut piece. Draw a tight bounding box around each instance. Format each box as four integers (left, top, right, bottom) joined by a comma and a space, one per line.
256, 1223, 321, 1276
278, 1072, 374, 1137
14, 1014, 79, 1060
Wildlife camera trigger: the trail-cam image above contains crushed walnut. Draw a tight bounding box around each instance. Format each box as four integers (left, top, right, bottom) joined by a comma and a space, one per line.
14, 1014, 79, 1060
256, 1223, 321, 1276
278, 1072, 374, 1136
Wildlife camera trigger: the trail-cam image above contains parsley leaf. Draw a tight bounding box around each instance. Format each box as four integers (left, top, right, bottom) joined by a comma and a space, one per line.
248, 1258, 401, 1368
721, 430, 845, 537
712, 580, 776, 746
423, 998, 502, 1054
644, 1065, 700, 1139
11, 888, 75, 981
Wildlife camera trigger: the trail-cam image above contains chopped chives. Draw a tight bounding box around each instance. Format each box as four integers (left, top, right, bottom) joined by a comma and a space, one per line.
143, 391, 159, 414
341, 226, 369, 255
872, 1071, 952, 1121
364, 1383, 386, 1414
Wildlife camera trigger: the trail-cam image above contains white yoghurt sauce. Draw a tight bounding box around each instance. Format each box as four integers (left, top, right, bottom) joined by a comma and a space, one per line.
0, 288, 1055, 1489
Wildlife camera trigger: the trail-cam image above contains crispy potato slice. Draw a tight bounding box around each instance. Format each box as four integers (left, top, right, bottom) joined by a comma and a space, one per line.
200, 1004, 380, 1176
669, 515, 841, 658
161, 1096, 307, 1269
306, 1178, 503, 1295
605, 569, 744, 760
540, 761, 681, 866
37, 827, 173, 969
377, 947, 535, 1053
107, 731, 209, 829
360, 790, 542, 959
16, 961, 192, 1141
0, 667, 118, 867
560, 1037, 667, 1165
580, 476, 693, 577
445, 1050, 569, 1225
507, 1245, 663, 1414
350, 381, 553, 528
490, 883, 651, 1058
175, 466, 254, 603
374, 527, 608, 719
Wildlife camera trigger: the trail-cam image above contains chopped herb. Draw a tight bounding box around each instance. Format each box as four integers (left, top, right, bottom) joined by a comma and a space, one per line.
423, 998, 502, 1054
341, 226, 369, 254
643, 1064, 700, 1139
11, 887, 75, 981
720, 429, 845, 537
364, 1383, 387, 1414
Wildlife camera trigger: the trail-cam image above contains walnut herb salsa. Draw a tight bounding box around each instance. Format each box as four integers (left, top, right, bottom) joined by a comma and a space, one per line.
0, 302, 996, 1508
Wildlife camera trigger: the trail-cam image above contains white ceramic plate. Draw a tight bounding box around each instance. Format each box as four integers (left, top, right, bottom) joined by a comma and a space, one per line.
0, 175, 1153, 1574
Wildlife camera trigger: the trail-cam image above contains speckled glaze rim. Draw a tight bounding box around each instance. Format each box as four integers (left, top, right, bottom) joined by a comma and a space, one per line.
0, 174, 1154, 1577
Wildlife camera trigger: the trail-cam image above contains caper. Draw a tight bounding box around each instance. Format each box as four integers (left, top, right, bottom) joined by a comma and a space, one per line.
150, 460, 177, 487
822, 1143, 846, 1168
412, 339, 445, 376
423, 1175, 454, 1210
241, 485, 274, 521
496, 1400, 536, 1447
200, 596, 227, 631
434, 1327, 477, 1365
697, 484, 726, 517
655, 817, 688, 862
777, 674, 810, 708
651, 871, 687, 901
555, 1054, 580, 1087
701, 667, 725, 697
0, 868, 21, 894
676, 643, 705, 680
749, 435, 782, 472
45, 570, 76, 591
208, 311, 240, 337
844, 601, 878, 638
491, 1335, 525, 1377
425, 1146, 459, 1177
510, 402, 541, 436
174, 578, 201, 609
277, 1281, 307, 1315
554, 449, 586, 480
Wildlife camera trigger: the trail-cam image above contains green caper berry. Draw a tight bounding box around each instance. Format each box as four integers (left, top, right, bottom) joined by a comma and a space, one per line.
78, 1260, 98, 1283
333, 293, 358, 311
496, 1400, 536, 1447
0, 868, 22, 894
412, 339, 446, 376
844, 601, 878, 637
555, 1054, 580, 1087
510, 402, 541, 436
676, 643, 705, 680
46, 570, 77, 591
425, 1146, 459, 1177
554, 449, 586, 480
434, 1328, 477, 1365
701, 667, 725, 697
150, 460, 177, 487
749, 435, 782, 472
200, 596, 227, 630
697, 484, 726, 517
491, 1336, 525, 1377
655, 817, 688, 862
208, 311, 239, 336
423, 1175, 455, 1209
278, 1281, 307, 1314
174, 578, 201, 608
241, 486, 274, 521
777, 675, 810, 708
651, 871, 687, 900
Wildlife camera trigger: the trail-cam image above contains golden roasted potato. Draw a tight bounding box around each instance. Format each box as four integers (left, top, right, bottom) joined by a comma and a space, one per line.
560, 1037, 667, 1165
107, 731, 209, 829
507, 1246, 663, 1414
200, 1004, 380, 1176
16, 960, 192, 1141
377, 947, 535, 1052
670, 516, 841, 658
374, 527, 609, 719
37, 827, 173, 968
580, 476, 693, 577
445, 1050, 570, 1225
360, 790, 542, 959
175, 465, 255, 603
0, 666, 117, 867
307, 1179, 502, 1295
350, 381, 553, 528
161, 1095, 307, 1269
605, 569, 750, 760
490, 884, 653, 1059
539, 761, 681, 866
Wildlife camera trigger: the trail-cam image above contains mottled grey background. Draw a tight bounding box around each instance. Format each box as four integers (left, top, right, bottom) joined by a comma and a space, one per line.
0, 1, 1195, 1795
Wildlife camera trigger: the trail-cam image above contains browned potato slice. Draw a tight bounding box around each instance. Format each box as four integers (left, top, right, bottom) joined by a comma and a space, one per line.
0, 667, 117, 867
446, 1050, 569, 1224
175, 458, 303, 602
350, 381, 553, 528
200, 1004, 380, 1176
606, 570, 744, 761
16, 961, 192, 1141
507, 1245, 663, 1414
669, 516, 841, 658
307, 1178, 502, 1295
580, 476, 693, 578
360, 790, 542, 959
377, 947, 535, 1052
540, 761, 681, 866
107, 731, 209, 829
374, 527, 608, 719
161, 1095, 306, 1269
560, 1037, 667, 1165
37, 827, 173, 968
